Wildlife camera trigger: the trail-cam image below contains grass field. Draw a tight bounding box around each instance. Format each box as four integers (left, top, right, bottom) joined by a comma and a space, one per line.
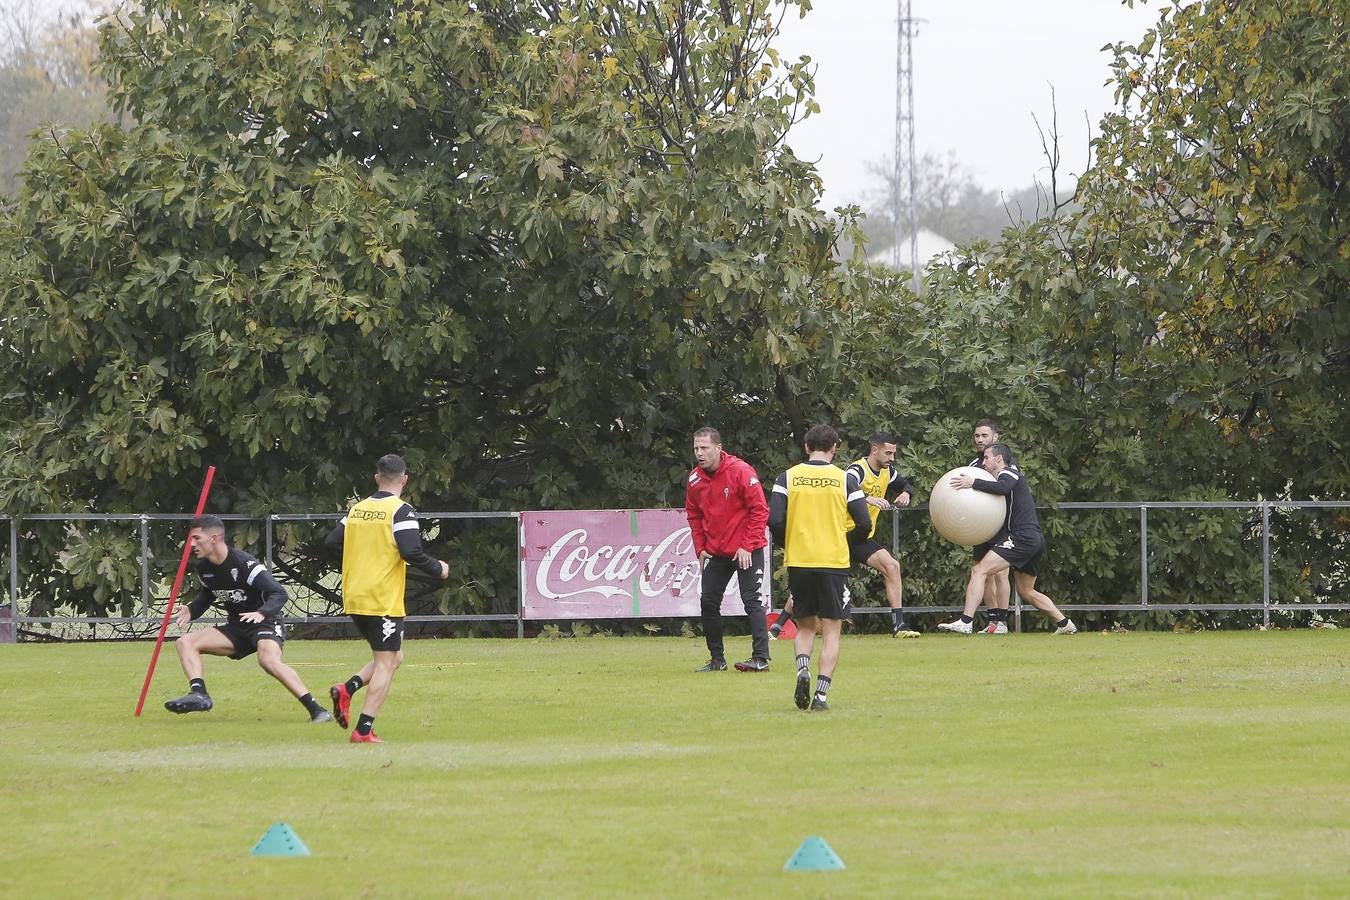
3, 630, 1349, 898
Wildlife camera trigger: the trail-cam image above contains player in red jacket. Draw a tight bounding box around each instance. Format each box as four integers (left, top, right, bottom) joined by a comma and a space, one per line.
685, 426, 771, 672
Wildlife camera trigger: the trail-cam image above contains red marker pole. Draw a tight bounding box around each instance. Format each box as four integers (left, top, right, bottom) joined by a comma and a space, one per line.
134, 466, 216, 717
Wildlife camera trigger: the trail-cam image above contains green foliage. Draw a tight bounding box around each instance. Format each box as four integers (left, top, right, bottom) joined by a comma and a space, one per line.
0, 0, 1344, 622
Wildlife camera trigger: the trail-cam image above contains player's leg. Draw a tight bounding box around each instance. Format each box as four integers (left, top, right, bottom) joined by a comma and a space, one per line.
866, 547, 915, 636
174, 625, 234, 679
733, 548, 770, 670
347, 616, 404, 742
985, 570, 1011, 633
330, 657, 376, 728
254, 637, 331, 722
696, 556, 735, 670
165, 627, 235, 713
940, 554, 1008, 633
769, 593, 795, 638
1013, 571, 1075, 633
812, 617, 843, 710
793, 612, 818, 710
332, 616, 396, 728
350, 648, 402, 742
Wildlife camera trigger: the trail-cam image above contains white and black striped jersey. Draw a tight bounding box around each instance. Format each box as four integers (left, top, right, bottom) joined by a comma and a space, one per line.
971, 468, 1041, 538
844, 461, 915, 498
186, 546, 287, 623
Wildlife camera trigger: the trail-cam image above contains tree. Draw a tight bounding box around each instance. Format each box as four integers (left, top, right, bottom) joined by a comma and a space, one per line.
942, 0, 1350, 622
1, 0, 939, 619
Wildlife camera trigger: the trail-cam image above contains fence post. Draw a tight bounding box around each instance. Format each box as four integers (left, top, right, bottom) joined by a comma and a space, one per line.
265, 515, 274, 570
1, 519, 15, 643
1261, 502, 1271, 629
139, 516, 151, 618
1140, 505, 1149, 607
516, 512, 525, 638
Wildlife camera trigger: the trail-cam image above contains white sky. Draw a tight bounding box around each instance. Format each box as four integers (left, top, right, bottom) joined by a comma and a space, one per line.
774, 0, 1162, 210
19, 0, 1161, 213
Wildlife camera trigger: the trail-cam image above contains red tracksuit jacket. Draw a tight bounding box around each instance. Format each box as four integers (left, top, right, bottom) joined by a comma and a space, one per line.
684, 451, 769, 558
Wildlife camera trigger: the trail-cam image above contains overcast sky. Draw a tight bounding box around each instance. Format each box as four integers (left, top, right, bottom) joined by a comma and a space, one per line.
17, 0, 1160, 213
774, 0, 1162, 211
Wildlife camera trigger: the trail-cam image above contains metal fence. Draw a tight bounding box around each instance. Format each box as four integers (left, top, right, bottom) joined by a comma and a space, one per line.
1, 500, 1346, 641
0, 511, 522, 641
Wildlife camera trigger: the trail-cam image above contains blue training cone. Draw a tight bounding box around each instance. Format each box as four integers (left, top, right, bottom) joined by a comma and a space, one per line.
251, 823, 311, 857
783, 835, 845, 871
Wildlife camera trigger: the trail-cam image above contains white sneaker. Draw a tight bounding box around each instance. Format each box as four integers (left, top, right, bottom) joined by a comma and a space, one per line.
980, 622, 1008, 635
937, 619, 973, 635
1054, 619, 1078, 635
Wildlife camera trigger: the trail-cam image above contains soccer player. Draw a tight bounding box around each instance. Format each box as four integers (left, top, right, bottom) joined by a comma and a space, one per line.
768, 424, 872, 711
970, 418, 1016, 633
685, 426, 772, 673
938, 443, 1076, 635
163, 515, 332, 723
324, 454, 449, 743
770, 432, 919, 637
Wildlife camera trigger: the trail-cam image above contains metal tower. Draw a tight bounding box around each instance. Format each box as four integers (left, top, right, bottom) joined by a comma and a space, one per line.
893, 0, 919, 293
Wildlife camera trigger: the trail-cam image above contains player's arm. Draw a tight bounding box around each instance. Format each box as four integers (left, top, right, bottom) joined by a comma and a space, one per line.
888, 468, 915, 506
393, 505, 449, 579
970, 471, 1016, 495
684, 478, 708, 560
741, 468, 769, 548
247, 562, 288, 620
846, 486, 871, 534
177, 586, 213, 625
767, 473, 789, 544
323, 517, 346, 560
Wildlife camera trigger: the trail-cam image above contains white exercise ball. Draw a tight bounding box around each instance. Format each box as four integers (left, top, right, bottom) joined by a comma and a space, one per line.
928, 466, 1006, 546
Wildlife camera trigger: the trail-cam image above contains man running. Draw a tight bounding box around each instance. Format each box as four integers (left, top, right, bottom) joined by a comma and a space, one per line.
325, 454, 449, 743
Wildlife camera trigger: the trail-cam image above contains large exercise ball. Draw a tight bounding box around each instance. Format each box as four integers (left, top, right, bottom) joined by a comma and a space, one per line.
928, 466, 1005, 546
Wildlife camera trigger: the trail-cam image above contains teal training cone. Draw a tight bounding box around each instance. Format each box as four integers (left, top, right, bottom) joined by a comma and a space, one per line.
783, 835, 845, 871
251, 823, 311, 857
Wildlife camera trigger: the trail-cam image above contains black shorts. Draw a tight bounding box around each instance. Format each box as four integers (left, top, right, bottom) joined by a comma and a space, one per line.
849, 537, 886, 566
787, 569, 851, 621
351, 614, 404, 652
973, 541, 993, 562
990, 533, 1045, 576
218, 619, 285, 660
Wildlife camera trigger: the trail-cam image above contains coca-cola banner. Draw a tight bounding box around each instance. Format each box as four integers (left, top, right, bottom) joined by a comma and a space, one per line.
520, 509, 771, 619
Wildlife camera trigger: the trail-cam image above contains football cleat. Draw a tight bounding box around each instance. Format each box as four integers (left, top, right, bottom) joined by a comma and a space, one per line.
893, 628, 921, 639
937, 619, 973, 635
794, 669, 811, 710
309, 709, 334, 724
734, 657, 770, 672
810, 697, 830, 712
980, 622, 1009, 635
768, 624, 782, 639
329, 683, 353, 729
1054, 619, 1078, 635
164, 692, 213, 714
695, 659, 728, 672
349, 729, 384, 744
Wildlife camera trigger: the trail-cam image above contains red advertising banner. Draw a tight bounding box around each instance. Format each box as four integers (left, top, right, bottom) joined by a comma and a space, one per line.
520, 509, 770, 619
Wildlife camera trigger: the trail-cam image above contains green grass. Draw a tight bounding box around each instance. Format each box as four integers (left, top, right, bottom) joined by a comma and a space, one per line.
3, 631, 1349, 898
